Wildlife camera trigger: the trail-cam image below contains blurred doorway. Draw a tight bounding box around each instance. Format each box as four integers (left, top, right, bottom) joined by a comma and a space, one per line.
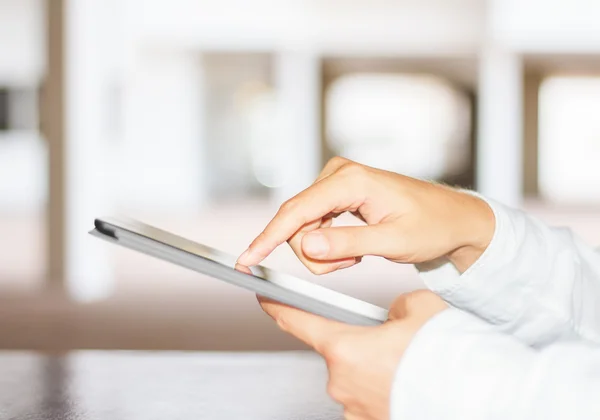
524, 55, 600, 204
538, 75, 600, 204
322, 57, 476, 188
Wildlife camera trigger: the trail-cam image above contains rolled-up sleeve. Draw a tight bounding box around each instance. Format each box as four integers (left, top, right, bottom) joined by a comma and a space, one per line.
416, 196, 600, 347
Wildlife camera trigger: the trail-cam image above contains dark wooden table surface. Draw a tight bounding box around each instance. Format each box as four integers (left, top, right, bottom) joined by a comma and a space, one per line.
0, 351, 342, 420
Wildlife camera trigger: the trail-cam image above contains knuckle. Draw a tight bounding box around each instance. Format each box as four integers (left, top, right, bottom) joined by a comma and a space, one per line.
410, 290, 447, 313
404, 289, 435, 308
389, 295, 408, 320
411, 289, 436, 300
327, 156, 349, 168
336, 163, 371, 193
338, 162, 364, 177
275, 315, 288, 331
254, 231, 268, 244
279, 199, 297, 214
391, 292, 409, 307
326, 380, 345, 403
338, 162, 361, 175
389, 290, 443, 320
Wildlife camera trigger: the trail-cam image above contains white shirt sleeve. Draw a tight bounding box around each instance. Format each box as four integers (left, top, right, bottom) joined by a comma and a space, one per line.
390, 308, 600, 420
416, 196, 600, 347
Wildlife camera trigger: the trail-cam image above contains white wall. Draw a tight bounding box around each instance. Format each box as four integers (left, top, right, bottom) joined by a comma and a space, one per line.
0, 0, 45, 85
539, 77, 600, 203
491, 0, 600, 52
129, 0, 485, 55
0, 133, 46, 211
119, 49, 206, 211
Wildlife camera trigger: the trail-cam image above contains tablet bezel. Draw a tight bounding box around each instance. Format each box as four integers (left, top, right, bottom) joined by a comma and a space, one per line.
91, 217, 387, 326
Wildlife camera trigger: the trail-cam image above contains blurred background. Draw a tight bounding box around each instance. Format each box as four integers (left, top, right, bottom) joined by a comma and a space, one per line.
1, 0, 600, 351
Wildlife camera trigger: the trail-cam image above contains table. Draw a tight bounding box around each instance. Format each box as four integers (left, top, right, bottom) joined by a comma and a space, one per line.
0, 351, 342, 419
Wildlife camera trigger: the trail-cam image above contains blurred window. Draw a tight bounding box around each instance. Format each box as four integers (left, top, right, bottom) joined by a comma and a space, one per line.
325, 73, 472, 184
539, 76, 600, 204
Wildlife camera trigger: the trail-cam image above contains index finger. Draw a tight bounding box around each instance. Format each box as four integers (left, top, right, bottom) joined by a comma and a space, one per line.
237, 169, 367, 266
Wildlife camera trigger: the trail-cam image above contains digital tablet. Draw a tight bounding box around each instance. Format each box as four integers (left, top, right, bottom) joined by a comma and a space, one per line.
90, 217, 388, 326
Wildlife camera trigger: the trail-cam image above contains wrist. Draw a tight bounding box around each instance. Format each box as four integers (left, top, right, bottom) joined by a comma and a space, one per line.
446, 192, 495, 273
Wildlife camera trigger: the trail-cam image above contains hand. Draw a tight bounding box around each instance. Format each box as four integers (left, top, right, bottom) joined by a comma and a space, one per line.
237, 157, 494, 274
259, 290, 448, 420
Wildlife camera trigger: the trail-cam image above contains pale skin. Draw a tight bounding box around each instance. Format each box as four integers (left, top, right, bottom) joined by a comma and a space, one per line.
236, 157, 496, 420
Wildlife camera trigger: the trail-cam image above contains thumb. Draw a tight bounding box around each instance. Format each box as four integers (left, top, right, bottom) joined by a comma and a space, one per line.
302, 224, 397, 260
258, 297, 353, 353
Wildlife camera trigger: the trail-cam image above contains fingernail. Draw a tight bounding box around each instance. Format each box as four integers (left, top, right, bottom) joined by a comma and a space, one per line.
235, 263, 253, 275
303, 232, 330, 258
237, 248, 252, 264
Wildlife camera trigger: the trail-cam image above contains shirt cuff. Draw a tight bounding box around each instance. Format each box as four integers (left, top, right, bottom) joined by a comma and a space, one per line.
389, 307, 535, 420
